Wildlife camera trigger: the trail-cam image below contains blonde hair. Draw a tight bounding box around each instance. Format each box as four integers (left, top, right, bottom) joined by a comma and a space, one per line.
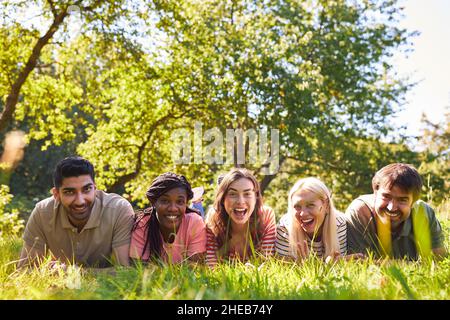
287, 177, 340, 260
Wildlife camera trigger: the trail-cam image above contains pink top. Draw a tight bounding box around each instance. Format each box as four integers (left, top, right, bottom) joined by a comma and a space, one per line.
130, 212, 206, 263
206, 206, 276, 267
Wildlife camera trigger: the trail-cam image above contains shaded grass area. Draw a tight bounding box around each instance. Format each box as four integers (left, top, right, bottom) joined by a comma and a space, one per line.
1, 234, 449, 300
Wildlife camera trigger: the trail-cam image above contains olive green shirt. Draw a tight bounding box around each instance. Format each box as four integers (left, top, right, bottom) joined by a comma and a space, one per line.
345, 194, 444, 260
23, 190, 135, 267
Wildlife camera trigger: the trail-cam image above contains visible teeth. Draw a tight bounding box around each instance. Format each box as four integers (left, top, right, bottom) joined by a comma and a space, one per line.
302, 219, 313, 223
167, 215, 178, 220
234, 209, 246, 215
385, 211, 400, 217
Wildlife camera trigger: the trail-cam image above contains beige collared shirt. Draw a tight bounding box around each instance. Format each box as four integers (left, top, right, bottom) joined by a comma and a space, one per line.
23, 190, 135, 267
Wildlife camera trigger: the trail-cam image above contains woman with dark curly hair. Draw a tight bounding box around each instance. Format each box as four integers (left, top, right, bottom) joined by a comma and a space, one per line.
205, 168, 276, 267
129, 172, 206, 264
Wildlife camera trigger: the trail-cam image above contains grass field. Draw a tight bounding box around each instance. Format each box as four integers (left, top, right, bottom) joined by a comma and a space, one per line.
1, 210, 448, 300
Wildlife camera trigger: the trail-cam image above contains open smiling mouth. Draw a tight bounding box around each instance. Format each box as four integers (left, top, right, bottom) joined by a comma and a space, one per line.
72, 206, 87, 213
166, 215, 180, 221
301, 218, 314, 227
384, 211, 401, 218
233, 208, 247, 218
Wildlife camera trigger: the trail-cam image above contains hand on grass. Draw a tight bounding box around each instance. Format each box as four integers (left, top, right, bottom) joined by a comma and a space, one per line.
325, 252, 366, 263
297, 240, 309, 259
48, 260, 68, 274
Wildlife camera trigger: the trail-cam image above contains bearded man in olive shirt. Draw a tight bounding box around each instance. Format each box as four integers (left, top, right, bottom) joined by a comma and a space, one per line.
18, 156, 135, 268
345, 163, 446, 260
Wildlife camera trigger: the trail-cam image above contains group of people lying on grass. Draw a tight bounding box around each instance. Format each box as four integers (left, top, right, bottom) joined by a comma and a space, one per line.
17, 156, 447, 270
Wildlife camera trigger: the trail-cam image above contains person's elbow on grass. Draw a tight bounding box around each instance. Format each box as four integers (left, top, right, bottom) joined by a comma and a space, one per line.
432, 247, 447, 260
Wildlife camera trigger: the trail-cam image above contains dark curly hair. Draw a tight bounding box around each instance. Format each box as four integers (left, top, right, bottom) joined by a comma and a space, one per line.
133, 172, 196, 262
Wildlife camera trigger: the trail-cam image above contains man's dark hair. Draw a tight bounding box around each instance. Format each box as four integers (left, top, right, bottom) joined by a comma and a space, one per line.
53, 156, 95, 188
372, 163, 423, 202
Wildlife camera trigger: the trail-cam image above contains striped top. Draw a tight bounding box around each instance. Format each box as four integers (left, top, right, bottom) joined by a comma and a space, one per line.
275, 212, 347, 259
206, 206, 276, 267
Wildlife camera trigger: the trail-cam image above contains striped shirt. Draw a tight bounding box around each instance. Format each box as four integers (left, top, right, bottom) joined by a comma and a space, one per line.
206, 206, 276, 267
275, 212, 347, 259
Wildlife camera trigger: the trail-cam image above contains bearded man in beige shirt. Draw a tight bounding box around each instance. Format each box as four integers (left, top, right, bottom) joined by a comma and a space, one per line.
18, 156, 135, 268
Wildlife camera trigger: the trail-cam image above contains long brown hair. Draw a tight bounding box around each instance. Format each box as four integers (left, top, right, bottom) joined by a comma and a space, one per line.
206, 168, 264, 258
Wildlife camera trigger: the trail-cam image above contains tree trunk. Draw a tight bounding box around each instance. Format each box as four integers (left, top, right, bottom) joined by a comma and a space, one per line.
0, 9, 68, 133
259, 156, 285, 194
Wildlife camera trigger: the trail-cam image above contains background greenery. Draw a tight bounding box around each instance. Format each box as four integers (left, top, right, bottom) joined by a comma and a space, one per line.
1, 0, 449, 214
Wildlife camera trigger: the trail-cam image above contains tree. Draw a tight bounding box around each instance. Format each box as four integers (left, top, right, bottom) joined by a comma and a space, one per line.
144, 0, 413, 193
2, 0, 417, 207
0, 0, 132, 133
416, 109, 450, 204
1, 0, 174, 204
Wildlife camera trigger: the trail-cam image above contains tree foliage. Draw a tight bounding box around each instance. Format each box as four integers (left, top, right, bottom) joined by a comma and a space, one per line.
416, 110, 450, 205
1, 0, 430, 209
0, 185, 23, 238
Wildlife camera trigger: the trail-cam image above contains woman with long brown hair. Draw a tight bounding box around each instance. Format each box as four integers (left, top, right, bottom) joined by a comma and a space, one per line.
205, 168, 276, 267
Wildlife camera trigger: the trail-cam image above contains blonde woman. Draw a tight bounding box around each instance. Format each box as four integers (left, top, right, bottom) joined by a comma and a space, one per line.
275, 177, 352, 261
205, 168, 276, 267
